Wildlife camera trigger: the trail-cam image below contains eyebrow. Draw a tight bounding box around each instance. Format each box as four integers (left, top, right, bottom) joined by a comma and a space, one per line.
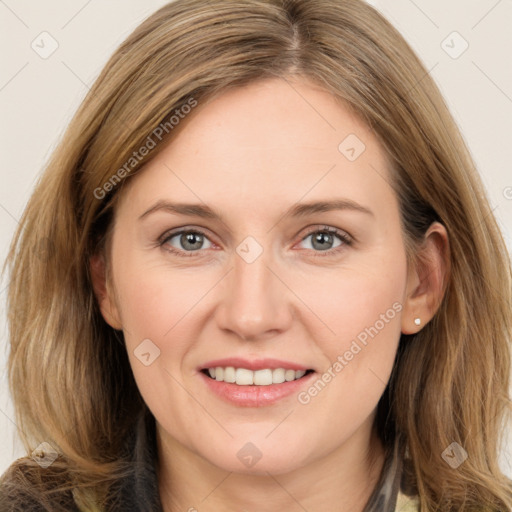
138, 198, 374, 222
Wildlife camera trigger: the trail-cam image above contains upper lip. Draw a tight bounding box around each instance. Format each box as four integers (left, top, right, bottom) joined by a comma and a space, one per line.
200, 357, 313, 372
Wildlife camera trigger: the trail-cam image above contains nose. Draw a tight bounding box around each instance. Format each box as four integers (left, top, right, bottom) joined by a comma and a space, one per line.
215, 243, 294, 341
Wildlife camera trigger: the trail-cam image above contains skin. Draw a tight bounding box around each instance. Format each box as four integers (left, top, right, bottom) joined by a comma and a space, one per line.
91, 77, 448, 512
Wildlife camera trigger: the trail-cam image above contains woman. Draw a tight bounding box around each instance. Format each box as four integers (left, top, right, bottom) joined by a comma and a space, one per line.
1, 0, 511, 510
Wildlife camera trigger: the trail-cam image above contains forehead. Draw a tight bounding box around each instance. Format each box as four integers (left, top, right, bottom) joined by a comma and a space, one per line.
167, 77, 375, 161
117, 77, 396, 220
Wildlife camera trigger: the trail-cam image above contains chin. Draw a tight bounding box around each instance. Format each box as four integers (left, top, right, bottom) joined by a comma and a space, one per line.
200, 436, 312, 475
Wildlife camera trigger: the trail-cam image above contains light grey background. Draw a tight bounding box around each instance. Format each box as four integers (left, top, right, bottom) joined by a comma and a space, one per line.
1, 0, 511, 477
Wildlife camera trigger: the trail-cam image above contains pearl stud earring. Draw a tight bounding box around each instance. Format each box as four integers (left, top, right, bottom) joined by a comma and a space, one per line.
414, 318, 421, 326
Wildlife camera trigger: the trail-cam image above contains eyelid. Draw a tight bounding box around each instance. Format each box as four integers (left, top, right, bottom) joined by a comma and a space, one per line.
299, 225, 352, 243
293, 225, 353, 257
158, 226, 218, 255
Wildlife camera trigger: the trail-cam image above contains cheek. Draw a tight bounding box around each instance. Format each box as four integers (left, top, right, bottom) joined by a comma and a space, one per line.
298, 250, 406, 405
110, 249, 210, 396
305, 258, 406, 351
112, 260, 208, 432
114, 249, 210, 344
288, 274, 404, 458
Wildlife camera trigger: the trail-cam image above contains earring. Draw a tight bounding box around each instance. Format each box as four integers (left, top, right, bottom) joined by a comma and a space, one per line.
414, 318, 421, 326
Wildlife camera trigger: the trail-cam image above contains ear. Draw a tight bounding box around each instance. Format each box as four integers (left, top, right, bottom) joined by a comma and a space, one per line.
401, 221, 450, 334
90, 251, 123, 330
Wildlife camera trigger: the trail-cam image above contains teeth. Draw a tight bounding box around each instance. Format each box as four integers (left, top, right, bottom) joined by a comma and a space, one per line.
223, 366, 236, 383
206, 367, 309, 385
272, 368, 285, 384
236, 368, 254, 385
285, 369, 296, 381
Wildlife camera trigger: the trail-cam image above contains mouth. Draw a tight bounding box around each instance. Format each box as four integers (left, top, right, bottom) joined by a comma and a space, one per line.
200, 367, 316, 386
198, 364, 317, 407
197, 357, 317, 406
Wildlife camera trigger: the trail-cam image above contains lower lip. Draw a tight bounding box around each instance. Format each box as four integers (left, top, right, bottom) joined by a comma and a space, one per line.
199, 371, 316, 407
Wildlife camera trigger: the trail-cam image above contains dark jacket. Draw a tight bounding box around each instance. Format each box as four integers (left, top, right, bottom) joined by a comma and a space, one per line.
0, 408, 418, 511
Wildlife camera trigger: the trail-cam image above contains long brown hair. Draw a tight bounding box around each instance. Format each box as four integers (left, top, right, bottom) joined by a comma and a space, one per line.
2, 0, 511, 510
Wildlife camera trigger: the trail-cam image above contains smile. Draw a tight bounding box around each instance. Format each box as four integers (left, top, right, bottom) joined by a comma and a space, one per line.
199, 367, 317, 407
203, 367, 314, 385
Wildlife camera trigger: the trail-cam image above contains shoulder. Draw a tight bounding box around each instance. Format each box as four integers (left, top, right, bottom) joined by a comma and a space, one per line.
395, 489, 420, 512
0, 456, 80, 512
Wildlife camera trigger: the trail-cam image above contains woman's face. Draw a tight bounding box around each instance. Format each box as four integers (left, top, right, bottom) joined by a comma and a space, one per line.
102, 77, 414, 474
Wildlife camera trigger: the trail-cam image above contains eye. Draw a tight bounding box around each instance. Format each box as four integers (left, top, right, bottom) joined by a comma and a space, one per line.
160, 229, 213, 256
297, 226, 352, 256
157, 225, 352, 258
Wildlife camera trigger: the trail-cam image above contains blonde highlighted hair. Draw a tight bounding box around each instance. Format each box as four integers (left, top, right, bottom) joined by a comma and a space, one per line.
2, 0, 511, 510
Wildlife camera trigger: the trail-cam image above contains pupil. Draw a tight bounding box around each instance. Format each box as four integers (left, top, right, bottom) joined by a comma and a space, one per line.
314, 232, 332, 250
183, 232, 202, 250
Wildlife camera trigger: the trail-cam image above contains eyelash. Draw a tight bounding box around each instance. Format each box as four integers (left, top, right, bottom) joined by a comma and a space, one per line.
157, 225, 353, 259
